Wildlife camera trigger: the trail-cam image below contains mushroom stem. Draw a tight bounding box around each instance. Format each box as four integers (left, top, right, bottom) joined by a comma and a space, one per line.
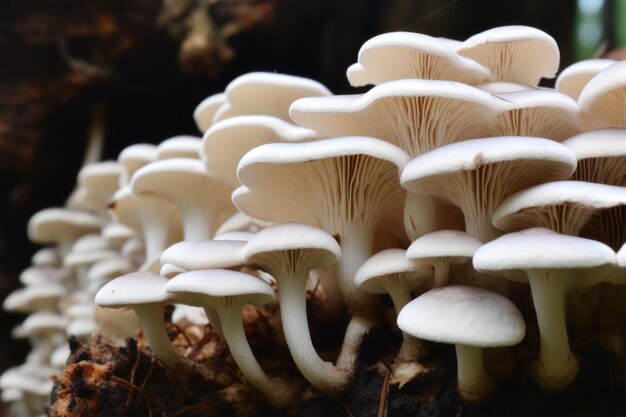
181, 208, 215, 241
133, 304, 187, 373
528, 270, 578, 390
279, 277, 350, 396
336, 315, 374, 371
218, 301, 289, 406
433, 262, 450, 287
456, 344, 494, 403
387, 287, 426, 361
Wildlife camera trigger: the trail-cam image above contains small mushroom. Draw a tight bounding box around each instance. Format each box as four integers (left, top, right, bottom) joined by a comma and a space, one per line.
398, 285, 525, 403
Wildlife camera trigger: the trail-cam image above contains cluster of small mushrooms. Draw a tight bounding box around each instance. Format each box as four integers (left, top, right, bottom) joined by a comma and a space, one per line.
4, 24, 626, 414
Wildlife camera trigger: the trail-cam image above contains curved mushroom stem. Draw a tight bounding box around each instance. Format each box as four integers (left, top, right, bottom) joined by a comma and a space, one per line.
181, 207, 215, 241
387, 287, 427, 361
218, 303, 292, 408
528, 270, 578, 390
336, 315, 374, 372
456, 344, 494, 404
203, 306, 223, 336
279, 277, 350, 396
133, 304, 187, 373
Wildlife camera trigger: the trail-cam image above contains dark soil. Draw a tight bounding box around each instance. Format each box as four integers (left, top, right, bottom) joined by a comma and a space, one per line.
48, 325, 626, 417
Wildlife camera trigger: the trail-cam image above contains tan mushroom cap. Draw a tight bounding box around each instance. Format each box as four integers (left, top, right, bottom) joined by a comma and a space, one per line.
578, 60, 626, 129
31, 247, 61, 267
193, 93, 226, 133
156, 136, 202, 160
214, 72, 331, 123
346, 31, 492, 87
492, 181, 626, 235
202, 115, 319, 185
555, 59, 616, 100
19, 266, 69, 286
562, 128, 626, 185
401, 137, 577, 242
3, 284, 65, 313
289, 79, 498, 158
457, 25, 560, 85
492, 89, 581, 140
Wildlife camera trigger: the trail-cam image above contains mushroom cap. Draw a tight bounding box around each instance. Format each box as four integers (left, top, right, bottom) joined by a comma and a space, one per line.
492, 89, 581, 140
165, 269, 275, 306
0, 366, 55, 396
118, 143, 158, 185
193, 93, 227, 133
457, 25, 559, 85
477, 81, 534, 93
160, 240, 246, 273
214, 231, 255, 241
87, 256, 135, 282
19, 266, 69, 286
578, 60, 626, 129
102, 222, 138, 248
555, 59, 616, 100
28, 208, 101, 245
31, 247, 61, 267
473, 228, 615, 272
215, 211, 272, 236
289, 79, 498, 157
95, 272, 173, 307
407, 230, 482, 261
354, 248, 431, 293
397, 285, 525, 347
242, 222, 341, 263
64, 248, 118, 268
234, 137, 409, 231
17, 311, 67, 335
346, 31, 492, 86
401, 136, 576, 188
160, 263, 187, 278
562, 128, 626, 185
202, 115, 318, 184
3, 284, 65, 313
492, 181, 626, 233
68, 234, 110, 253
214, 72, 331, 123
156, 136, 202, 160
78, 161, 122, 190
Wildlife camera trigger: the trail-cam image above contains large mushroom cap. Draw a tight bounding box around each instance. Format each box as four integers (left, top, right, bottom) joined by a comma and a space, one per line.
407, 230, 482, 259
160, 240, 247, 276
398, 285, 525, 347
157, 136, 202, 160
473, 228, 615, 272
346, 31, 492, 86
28, 208, 102, 254
354, 248, 430, 294
290, 79, 498, 157
457, 25, 559, 85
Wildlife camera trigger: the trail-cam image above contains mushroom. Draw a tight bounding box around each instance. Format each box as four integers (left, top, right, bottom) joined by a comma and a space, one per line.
156, 135, 202, 160
473, 228, 615, 390
354, 248, 431, 361
397, 285, 525, 403
193, 93, 226, 133
346, 31, 492, 87
400, 136, 577, 243
577, 60, 626, 129
165, 269, 295, 408
28, 208, 101, 256
242, 222, 349, 396
562, 128, 626, 185
406, 230, 482, 287
95, 272, 191, 377
555, 59, 616, 100
132, 158, 235, 240
457, 25, 560, 86
213, 72, 331, 123
117, 143, 158, 186
492, 181, 626, 235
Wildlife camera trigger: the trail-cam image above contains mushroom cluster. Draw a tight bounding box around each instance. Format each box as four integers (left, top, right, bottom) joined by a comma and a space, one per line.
5, 25, 626, 414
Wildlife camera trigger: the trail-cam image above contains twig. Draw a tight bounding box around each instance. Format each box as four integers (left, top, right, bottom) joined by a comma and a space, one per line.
377, 368, 392, 417
342, 402, 356, 417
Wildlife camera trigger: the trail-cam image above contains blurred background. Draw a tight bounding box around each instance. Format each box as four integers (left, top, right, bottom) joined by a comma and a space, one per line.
0, 0, 624, 387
